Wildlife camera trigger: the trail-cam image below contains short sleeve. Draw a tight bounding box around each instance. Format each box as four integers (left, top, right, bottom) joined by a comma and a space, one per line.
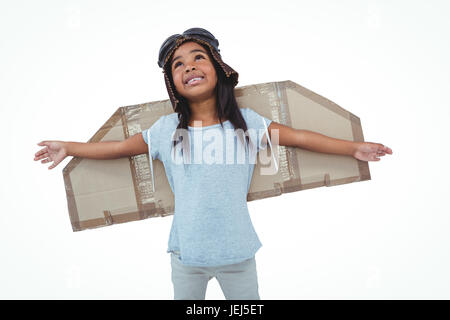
141, 116, 164, 161
243, 108, 273, 151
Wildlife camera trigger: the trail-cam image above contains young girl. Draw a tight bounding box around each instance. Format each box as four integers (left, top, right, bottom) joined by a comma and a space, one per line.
34, 27, 393, 300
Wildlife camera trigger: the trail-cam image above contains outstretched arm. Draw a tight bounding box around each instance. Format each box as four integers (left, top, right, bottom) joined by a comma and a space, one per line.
266, 121, 393, 162
34, 133, 148, 170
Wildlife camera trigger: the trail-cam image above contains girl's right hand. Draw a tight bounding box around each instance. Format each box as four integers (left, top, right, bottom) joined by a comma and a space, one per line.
34, 140, 68, 170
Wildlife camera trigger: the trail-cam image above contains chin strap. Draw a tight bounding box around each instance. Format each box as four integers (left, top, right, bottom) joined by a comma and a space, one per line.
262, 117, 278, 173
147, 129, 156, 193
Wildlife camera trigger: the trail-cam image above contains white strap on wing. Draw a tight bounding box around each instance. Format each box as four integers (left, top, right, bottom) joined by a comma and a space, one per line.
146, 129, 155, 192
262, 117, 278, 172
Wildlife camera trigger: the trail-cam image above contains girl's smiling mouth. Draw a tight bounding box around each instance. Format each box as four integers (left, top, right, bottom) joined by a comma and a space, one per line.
185, 76, 205, 87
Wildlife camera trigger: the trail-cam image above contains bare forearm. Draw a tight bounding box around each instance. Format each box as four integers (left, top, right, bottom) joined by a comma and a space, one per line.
299, 130, 357, 156
65, 141, 123, 159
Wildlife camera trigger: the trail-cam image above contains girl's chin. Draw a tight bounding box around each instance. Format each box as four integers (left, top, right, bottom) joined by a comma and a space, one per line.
183, 89, 215, 101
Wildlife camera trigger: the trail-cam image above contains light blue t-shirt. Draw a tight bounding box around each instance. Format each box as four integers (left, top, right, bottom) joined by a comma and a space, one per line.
142, 108, 273, 267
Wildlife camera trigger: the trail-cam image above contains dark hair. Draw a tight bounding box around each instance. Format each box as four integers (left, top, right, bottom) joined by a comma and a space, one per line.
167, 41, 253, 163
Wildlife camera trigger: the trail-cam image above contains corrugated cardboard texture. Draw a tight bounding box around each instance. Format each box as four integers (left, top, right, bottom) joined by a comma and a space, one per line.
63, 80, 370, 232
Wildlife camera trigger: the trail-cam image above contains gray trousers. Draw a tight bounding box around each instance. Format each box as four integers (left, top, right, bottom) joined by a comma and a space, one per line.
170, 252, 260, 300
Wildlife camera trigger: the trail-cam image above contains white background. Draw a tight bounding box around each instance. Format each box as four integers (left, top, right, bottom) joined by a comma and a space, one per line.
1, 0, 449, 299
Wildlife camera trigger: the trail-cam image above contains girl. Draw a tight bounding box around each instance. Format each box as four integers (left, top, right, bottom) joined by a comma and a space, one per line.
34, 27, 393, 300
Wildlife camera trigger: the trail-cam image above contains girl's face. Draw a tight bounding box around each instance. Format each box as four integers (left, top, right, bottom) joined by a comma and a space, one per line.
170, 41, 218, 103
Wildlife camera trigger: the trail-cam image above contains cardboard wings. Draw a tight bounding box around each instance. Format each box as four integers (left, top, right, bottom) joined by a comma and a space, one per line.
63, 80, 370, 232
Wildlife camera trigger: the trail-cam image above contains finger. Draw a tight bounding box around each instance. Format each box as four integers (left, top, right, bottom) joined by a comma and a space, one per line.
49, 160, 59, 170
378, 146, 392, 156
34, 152, 47, 160
371, 151, 384, 157
380, 145, 392, 154
35, 147, 48, 157
35, 152, 49, 161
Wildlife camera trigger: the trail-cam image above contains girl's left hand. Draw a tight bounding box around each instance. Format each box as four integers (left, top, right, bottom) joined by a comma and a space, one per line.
353, 142, 393, 162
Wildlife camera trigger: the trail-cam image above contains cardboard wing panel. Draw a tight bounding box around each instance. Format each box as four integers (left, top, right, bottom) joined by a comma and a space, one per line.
63, 80, 370, 232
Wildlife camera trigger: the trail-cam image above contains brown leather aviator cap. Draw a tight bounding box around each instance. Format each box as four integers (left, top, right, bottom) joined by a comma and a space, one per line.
157, 27, 239, 109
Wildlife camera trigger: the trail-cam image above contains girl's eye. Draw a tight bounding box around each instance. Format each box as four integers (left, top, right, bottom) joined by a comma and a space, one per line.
173, 55, 205, 69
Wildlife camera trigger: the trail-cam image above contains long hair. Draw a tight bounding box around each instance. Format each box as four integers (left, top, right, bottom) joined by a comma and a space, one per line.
167, 42, 253, 164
